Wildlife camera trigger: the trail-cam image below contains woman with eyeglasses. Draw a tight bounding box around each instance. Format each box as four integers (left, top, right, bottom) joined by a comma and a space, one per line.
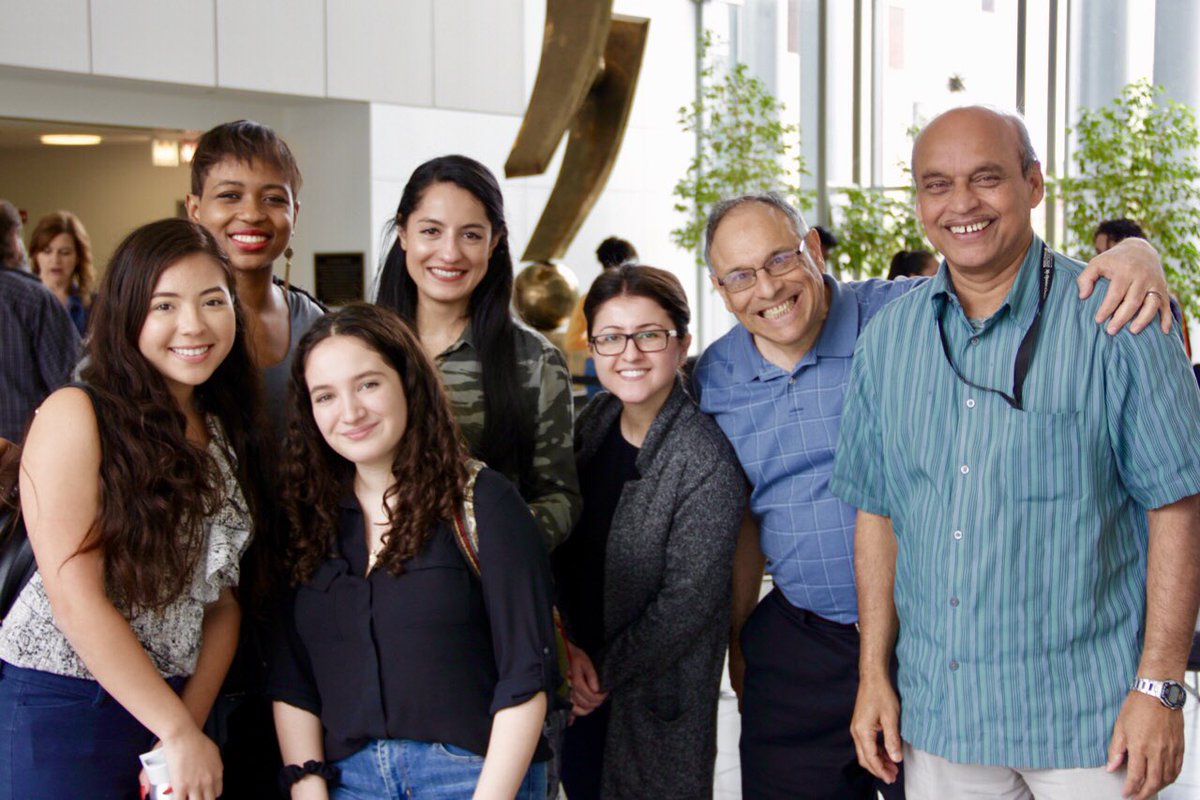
552, 265, 747, 800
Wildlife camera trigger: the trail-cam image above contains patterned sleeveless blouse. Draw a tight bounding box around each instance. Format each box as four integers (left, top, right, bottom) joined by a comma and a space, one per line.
0, 420, 252, 678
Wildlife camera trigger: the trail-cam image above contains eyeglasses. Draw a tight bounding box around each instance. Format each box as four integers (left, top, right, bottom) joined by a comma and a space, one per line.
714, 245, 807, 294
589, 329, 678, 356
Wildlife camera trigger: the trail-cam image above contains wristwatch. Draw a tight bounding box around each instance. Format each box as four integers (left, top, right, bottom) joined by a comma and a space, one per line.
1131, 677, 1188, 710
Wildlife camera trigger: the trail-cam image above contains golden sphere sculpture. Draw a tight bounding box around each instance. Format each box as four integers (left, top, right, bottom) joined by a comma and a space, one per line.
513, 261, 579, 332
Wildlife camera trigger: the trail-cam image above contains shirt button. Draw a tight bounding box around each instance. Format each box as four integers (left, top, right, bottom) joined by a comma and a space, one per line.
965, 398, 976, 408
953, 529, 963, 540
789, 377, 796, 385
949, 596, 960, 607
949, 660, 960, 671
959, 464, 970, 475
971, 337, 980, 346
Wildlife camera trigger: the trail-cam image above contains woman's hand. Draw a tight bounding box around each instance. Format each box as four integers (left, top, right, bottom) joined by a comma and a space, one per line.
567, 641, 608, 717
160, 724, 223, 800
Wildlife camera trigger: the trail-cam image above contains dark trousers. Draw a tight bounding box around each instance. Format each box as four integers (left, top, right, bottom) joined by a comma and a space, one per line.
559, 699, 611, 800
740, 588, 904, 800
0, 660, 185, 799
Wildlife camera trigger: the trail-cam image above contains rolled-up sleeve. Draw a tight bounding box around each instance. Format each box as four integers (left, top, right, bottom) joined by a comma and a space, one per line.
265, 589, 323, 716
473, 470, 558, 715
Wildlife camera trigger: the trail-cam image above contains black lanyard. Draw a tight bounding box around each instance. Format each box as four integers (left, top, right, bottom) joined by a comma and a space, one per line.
936, 244, 1053, 412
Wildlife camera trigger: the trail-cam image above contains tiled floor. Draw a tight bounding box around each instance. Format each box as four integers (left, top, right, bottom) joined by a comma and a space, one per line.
713, 672, 1200, 798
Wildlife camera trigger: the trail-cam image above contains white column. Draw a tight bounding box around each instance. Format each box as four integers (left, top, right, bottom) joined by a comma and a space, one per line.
1154, 0, 1200, 107
1070, 0, 1131, 113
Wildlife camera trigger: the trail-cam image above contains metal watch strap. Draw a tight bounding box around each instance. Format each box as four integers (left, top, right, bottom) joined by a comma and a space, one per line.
1132, 677, 1186, 709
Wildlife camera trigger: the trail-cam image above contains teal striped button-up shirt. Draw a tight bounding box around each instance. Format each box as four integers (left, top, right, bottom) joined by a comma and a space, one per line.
830, 237, 1200, 769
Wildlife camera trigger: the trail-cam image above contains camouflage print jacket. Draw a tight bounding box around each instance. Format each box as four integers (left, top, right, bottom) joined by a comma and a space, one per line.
436, 320, 581, 551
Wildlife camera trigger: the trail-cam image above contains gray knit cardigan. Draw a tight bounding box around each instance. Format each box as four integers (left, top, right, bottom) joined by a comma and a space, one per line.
572, 379, 748, 799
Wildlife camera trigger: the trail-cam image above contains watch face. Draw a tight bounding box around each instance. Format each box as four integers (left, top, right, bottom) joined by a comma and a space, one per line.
1163, 682, 1187, 709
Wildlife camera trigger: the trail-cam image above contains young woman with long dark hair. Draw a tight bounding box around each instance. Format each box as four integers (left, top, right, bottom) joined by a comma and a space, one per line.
270, 304, 555, 799
374, 156, 579, 552
0, 218, 270, 799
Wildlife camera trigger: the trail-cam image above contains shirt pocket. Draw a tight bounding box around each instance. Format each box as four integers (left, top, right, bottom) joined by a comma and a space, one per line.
391, 548, 473, 628
1002, 409, 1082, 504
295, 560, 355, 642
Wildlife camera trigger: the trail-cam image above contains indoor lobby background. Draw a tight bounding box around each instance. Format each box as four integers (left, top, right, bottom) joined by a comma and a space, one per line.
3, 0, 1200, 354
2, 1, 1199, 797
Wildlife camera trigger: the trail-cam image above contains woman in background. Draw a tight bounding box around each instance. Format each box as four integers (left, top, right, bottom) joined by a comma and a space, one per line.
271, 304, 554, 800
0, 218, 269, 798
554, 264, 747, 800
374, 155, 579, 554
29, 210, 95, 335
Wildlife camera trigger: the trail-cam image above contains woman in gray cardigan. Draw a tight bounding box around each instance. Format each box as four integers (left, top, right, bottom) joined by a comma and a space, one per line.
554, 264, 747, 799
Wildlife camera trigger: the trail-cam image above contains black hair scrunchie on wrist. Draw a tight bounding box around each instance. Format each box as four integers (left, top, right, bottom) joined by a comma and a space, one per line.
278, 759, 341, 794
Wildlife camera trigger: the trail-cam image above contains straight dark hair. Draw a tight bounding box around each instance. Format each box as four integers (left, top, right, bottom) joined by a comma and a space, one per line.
80, 218, 271, 612
583, 263, 691, 339
374, 155, 531, 481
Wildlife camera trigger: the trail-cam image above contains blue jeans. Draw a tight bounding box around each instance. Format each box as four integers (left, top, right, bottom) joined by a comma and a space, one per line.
0, 661, 185, 800
333, 739, 547, 800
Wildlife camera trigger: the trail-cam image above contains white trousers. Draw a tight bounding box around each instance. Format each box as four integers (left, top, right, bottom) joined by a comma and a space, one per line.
903, 742, 1156, 800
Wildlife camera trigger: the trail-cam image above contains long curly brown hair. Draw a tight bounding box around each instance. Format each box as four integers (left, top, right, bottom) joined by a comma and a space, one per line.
78, 218, 270, 613
281, 304, 468, 584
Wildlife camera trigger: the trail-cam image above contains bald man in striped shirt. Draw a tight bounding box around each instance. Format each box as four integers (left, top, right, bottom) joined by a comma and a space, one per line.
833, 106, 1200, 800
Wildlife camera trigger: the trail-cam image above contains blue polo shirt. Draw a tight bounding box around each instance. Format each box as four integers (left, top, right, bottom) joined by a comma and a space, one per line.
694, 274, 917, 623
831, 237, 1200, 768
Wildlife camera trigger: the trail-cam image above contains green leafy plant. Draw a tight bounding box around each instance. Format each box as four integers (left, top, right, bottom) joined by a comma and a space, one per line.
830, 184, 928, 279
672, 31, 811, 265
1059, 78, 1200, 314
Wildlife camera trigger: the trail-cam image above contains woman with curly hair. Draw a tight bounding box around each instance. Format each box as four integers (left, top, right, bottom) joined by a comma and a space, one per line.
28, 209, 96, 335
0, 218, 271, 798
269, 303, 556, 800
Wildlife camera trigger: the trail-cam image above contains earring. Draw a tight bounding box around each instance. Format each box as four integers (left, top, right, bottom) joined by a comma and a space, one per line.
283, 246, 294, 295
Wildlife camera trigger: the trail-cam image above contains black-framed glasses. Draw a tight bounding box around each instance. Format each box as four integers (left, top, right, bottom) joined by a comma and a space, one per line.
589, 329, 679, 356
715, 243, 807, 294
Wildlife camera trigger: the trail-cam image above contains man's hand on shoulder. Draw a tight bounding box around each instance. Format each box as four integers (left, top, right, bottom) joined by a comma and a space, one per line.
1106, 690, 1185, 800
1078, 237, 1173, 335
850, 673, 903, 785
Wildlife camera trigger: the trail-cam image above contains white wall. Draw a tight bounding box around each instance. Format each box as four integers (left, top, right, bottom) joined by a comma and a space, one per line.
0, 0, 526, 116
1, 0, 708, 342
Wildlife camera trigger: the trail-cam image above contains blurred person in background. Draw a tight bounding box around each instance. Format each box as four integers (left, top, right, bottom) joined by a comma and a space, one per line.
886, 249, 939, 280
29, 210, 96, 336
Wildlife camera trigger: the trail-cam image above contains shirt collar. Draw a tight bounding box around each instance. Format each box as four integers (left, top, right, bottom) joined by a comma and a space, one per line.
929, 235, 1046, 329
813, 274, 861, 358
729, 274, 849, 381
438, 322, 475, 358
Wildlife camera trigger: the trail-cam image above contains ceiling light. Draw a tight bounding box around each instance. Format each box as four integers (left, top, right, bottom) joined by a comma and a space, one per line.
40, 134, 102, 146
152, 139, 180, 167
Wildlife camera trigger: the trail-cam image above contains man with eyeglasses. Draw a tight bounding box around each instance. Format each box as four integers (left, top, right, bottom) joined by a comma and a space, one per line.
692, 185, 1176, 800
832, 106, 1200, 800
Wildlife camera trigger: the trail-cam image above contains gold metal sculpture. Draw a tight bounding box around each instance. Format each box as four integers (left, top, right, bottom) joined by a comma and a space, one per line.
506, 1, 650, 333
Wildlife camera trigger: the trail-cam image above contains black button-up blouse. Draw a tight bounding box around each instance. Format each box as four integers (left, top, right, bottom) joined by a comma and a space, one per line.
268, 468, 557, 762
